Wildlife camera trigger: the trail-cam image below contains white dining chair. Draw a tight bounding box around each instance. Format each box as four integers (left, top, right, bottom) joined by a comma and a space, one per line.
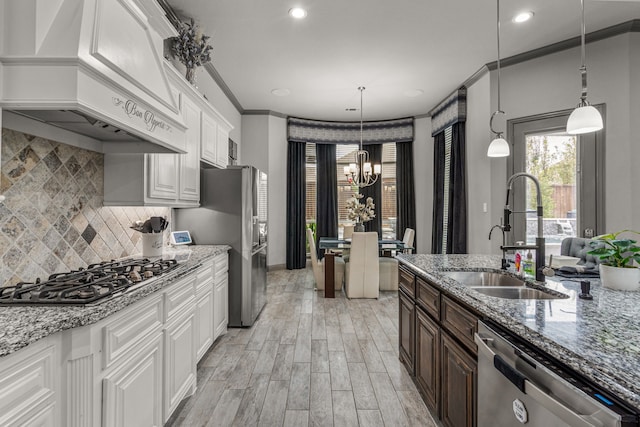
402, 228, 415, 253
345, 232, 379, 299
307, 228, 345, 291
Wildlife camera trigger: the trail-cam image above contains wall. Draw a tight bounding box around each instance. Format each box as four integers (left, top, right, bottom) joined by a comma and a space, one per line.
413, 116, 433, 254
630, 32, 640, 234
240, 113, 288, 268
0, 129, 169, 286
465, 73, 498, 254
466, 33, 639, 252
240, 115, 269, 172
267, 115, 287, 268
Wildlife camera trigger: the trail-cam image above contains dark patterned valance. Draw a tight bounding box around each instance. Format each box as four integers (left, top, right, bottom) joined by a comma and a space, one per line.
431, 88, 466, 136
288, 117, 414, 144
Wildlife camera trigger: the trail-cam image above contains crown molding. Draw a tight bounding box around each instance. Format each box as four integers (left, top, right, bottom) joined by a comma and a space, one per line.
486, 19, 639, 71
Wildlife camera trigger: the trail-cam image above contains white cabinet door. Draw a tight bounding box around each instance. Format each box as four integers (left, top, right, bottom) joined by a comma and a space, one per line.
163, 311, 196, 421
195, 287, 214, 362
0, 341, 59, 427
213, 274, 228, 340
147, 153, 178, 200
102, 333, 163, 427
216, 125, 229, 168
179, 96, 200, 201
200, 111, 217, 166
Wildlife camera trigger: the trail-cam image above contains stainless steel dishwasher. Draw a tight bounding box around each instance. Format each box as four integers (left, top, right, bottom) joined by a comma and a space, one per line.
475, 320, 639, 426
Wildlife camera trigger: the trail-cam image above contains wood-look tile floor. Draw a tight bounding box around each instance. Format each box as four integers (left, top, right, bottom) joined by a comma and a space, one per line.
166, 267, 437, 427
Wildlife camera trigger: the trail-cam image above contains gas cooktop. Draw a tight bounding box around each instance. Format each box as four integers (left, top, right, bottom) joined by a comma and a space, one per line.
0, 258, 179, 306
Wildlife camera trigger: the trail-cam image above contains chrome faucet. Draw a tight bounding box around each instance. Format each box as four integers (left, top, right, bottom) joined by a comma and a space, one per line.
489, 222, 510, 270
500, 172, 546, 282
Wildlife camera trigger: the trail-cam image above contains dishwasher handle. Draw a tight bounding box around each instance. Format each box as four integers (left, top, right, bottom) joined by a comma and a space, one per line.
494, 354, 526, 393
475, 333, 598, 427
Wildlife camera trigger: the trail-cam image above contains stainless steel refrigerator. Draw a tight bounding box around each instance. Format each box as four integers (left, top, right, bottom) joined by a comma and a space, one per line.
174, 166, 267, 327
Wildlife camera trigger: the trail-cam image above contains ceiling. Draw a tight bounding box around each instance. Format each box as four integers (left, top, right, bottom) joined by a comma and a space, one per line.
165, 0, 640, 121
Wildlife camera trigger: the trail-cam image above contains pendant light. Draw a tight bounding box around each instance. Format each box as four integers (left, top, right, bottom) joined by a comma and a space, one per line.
344, 87, 381, 187
566, 0, 603, 134
487, 0, 510, 158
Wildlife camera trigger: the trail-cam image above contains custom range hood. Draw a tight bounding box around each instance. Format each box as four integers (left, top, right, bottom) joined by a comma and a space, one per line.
0, 0, 188, 154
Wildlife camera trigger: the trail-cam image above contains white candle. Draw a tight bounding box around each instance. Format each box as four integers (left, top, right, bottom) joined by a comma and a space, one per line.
374, 164, 381, 174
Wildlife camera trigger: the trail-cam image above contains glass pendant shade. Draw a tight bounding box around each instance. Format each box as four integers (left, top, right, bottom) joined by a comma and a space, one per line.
566, 104, 603, 134
487, 136, 510, 157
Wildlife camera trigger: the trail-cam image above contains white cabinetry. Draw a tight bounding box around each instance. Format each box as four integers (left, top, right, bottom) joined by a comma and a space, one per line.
0, 251, 230, 426
102, 334, 163, 427
195, 262, 215, 362
162, 275, 197, 421
200, 110, 232, 169
216, 123, 231, 168
213, 253, 229, 339
100, 293, 164, 427
0, 336, 60, 427
103, 62, 233, 207
201, 112, 218, 167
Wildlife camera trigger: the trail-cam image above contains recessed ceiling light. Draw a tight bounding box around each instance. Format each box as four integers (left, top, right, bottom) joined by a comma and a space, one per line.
404, 89, 424, 98
288, 8, 307, 19
513, 11, 534, 23
271, 88, 291, 96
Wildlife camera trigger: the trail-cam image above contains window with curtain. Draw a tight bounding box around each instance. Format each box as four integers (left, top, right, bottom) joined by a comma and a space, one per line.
305, 143, 317, 229
431, 87, 467, 255
304, 142, 398, 247
441, 126, 452, 253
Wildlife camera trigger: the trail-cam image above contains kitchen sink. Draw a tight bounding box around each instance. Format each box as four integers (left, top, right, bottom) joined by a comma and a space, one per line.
470, 286, 569, 300
441, 271, 526, 287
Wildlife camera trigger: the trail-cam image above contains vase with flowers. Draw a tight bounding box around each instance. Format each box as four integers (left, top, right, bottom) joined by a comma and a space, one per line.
346, 193, 375, 232
171, 18, 213, 84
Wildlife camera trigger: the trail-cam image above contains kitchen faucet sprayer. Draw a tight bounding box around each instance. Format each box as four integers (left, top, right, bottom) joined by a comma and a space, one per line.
498, 173, 546, 281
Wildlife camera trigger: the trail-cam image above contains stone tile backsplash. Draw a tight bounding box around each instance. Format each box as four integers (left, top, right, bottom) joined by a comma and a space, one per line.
0, 129, 170, 286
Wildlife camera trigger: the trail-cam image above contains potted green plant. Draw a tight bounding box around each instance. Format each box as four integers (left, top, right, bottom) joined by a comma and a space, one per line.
587, 229, 640, 291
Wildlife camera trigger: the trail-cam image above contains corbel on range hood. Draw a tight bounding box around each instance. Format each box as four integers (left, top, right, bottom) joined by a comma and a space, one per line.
0, 0, 188, 154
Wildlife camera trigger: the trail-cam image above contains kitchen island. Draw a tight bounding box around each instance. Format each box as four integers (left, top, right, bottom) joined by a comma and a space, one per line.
0, 245, 230, 426
397, 254, 640, 421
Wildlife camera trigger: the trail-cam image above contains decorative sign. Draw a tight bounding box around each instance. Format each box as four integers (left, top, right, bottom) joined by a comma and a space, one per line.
512, 399, 528, 424
112, 97, 172, 133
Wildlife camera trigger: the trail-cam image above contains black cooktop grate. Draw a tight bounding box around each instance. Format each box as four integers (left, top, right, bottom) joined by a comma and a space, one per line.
0, 258, 179, 305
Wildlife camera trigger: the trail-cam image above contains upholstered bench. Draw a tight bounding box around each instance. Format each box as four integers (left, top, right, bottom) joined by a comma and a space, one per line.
560, 237, 604, 269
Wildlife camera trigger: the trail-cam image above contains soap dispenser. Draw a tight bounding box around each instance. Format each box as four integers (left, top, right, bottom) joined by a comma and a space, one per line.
523, 250, 534, 279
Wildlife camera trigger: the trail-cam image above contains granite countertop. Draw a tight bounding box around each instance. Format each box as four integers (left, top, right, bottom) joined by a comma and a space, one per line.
0, 245, 230, 358
397, 254, 640, 411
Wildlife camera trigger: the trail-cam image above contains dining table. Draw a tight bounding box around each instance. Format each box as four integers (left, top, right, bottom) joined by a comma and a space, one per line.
318, 237, 412, 298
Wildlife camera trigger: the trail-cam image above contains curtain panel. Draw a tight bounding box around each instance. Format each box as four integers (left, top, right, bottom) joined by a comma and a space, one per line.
431, 132, 446, 254
286, 141, 307, 269
360, 144, 383, 235
396, 141, 416, 250
430, 87, 467, 137
448, 123, 467, 254
288, 117, 413, 144
315, 144, 338, 259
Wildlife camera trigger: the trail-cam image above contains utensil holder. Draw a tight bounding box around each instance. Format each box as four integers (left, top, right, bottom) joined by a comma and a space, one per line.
142, 233, 164, 257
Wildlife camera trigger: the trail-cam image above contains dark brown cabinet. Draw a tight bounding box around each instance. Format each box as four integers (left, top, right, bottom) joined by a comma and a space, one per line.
415, 306, 440, 414
399, 290, 415, 374
398, 266, 478, 427
441, 332, 477, 427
